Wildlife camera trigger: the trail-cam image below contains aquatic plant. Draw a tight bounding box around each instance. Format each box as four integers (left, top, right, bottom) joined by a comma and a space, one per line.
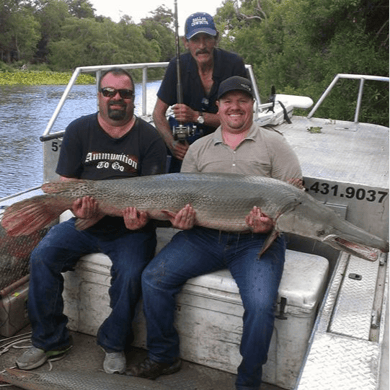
0, 71, 95, 86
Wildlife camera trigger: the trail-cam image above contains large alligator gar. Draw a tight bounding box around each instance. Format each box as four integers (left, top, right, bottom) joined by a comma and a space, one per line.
0, 368, 170, 389
1, 173, 388, 261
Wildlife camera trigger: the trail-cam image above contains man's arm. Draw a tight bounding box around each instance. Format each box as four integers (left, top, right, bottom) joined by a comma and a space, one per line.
153, 98, 176, 151
172, 104, 221, 129
153, 98, 189, 161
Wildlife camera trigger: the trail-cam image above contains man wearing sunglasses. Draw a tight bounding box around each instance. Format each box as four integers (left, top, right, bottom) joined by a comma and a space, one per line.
153, 12, 248, 172
16, 68, 167, 375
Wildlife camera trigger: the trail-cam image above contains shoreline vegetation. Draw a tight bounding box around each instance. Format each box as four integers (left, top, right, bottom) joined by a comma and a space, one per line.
0, 70, 96, 86
0, 65, 161, 86
0, 0, 387, 125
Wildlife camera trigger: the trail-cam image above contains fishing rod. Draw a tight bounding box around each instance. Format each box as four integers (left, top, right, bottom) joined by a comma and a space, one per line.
172, 0, 194, 141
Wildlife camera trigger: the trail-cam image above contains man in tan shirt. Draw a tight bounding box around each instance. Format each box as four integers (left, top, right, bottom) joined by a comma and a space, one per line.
128, 76, 302, 390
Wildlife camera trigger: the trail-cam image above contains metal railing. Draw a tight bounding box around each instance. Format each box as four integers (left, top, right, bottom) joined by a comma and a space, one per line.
307, 74, 389, 123
40, 62, 169, 141
40, 62, 262, 142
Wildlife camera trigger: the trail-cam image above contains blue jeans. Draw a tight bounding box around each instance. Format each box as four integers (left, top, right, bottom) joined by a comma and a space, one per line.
142, 227, 286, 390
28, 218, 156, 353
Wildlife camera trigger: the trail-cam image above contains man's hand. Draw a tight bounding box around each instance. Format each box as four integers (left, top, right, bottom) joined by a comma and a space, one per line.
245, 206, 274, 234
163, 204, 196, 230
123, 207, 149, 230
71, 196, 99, 219
287, 178, 304, 190
172, 103, 197, 124
169, 139, 189, 161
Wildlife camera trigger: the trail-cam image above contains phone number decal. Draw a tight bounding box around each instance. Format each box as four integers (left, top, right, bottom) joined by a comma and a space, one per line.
305, 181, 388, 203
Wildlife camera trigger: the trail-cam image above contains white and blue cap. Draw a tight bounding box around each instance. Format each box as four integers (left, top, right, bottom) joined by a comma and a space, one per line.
185, 12, 217, 40
217, 76, 254, 100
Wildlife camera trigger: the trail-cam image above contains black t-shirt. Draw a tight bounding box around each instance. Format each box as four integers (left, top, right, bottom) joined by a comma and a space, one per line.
56, 113, 167, 233
158, 48, 248, 137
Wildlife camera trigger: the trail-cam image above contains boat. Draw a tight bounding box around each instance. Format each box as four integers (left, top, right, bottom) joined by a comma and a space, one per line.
0, 63, 388, 390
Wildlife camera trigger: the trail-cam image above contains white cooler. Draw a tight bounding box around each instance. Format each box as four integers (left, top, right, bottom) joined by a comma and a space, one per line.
62, 229, 329, 389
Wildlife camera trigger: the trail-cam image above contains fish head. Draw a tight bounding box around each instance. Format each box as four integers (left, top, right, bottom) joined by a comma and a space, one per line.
322, 235, 381, 261
276, 198, 340, 241
276, 195, 388, 261
321, 212, 388, 261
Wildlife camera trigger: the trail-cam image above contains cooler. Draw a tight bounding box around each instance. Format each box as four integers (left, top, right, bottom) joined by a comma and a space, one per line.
62, 238, 329, 389
0, 275, 30, 337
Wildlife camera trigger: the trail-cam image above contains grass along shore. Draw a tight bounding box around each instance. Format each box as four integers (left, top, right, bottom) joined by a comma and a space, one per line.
0, 70, 96, 85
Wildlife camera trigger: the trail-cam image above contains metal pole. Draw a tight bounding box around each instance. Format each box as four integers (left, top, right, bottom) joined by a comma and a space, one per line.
41, 67, 81, 137
245, 65, 261, 118
307, 74, 340, 119
172, 0, 193, 140
142, 67, 148, 117
354, 78, 365, 123
174, 0, 183, 106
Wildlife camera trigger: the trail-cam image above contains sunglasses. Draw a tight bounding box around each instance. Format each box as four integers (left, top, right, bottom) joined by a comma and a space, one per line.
100, 87, 134, 99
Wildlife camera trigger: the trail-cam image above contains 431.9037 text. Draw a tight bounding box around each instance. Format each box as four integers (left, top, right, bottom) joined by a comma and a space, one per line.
306, 181, 388, 203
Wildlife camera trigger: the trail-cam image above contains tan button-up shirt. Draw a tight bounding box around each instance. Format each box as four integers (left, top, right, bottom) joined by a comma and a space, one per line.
181, 122, 302, 182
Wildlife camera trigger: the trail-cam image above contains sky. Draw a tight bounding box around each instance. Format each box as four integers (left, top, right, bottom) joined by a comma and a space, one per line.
89, 0, 224, 34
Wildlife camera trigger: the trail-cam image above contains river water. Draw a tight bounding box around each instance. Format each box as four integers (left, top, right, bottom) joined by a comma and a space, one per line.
0, 81, 161, 198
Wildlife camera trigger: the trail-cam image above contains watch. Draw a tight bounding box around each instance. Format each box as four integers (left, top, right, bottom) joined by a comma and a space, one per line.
197, 112, 205, 125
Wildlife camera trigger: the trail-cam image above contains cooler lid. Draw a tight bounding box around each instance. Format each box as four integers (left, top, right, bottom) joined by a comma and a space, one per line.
185, 250, 329, 310
279, 250, 329, 310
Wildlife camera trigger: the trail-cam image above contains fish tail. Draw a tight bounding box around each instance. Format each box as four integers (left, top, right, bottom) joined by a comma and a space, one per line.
1, 195, 70, 236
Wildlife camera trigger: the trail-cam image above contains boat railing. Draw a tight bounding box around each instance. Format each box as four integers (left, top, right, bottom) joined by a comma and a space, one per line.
307, 73, 390, 123
40, 62, 168, 141
39, 62, 262, 142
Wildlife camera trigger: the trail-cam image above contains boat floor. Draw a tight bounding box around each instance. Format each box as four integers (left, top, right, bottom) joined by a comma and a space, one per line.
1, 324, 282, 390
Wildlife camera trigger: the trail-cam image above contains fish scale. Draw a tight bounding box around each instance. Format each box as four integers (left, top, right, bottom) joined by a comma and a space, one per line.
0, 368, 170, 390
85, 173, 300, 225
1, 172, 388, 261
51, 173, 299, 228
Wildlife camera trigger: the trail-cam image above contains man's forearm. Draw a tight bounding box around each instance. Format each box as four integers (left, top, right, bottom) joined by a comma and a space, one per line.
199, 111, 220, 129
153, 113, 175, 150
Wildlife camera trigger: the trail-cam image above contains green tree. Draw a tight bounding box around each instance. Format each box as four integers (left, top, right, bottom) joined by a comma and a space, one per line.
48, 16, 161, 71
142, 5, 175, 30
215, 0, 389, 125
0, 0, 40, 63
140, 5, 175, 62
0, 0, 18, 62
33, 0, 70, 62
66, 0, 95, 18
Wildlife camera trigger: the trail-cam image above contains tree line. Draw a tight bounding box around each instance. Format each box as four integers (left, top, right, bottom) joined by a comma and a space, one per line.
216, 0, 388, 125
0, 0, 176, 75
0, 0, 388, 125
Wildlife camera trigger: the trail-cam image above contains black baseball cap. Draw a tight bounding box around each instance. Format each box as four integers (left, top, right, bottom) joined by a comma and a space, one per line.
217, 76, 254, 100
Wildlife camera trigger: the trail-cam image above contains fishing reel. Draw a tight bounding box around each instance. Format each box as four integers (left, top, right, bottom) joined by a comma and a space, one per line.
172, 123, 196, 141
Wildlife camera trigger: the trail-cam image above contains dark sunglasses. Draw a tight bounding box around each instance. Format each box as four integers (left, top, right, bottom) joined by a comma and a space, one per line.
100, 87, 134, 99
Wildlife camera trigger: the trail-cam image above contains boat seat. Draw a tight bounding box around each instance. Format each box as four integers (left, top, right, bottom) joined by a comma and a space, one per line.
60, 211, 329, 389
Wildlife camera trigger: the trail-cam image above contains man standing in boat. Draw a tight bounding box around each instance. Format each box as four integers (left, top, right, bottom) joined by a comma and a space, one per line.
15, 68, 167, 375
153, 12, 248, 172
